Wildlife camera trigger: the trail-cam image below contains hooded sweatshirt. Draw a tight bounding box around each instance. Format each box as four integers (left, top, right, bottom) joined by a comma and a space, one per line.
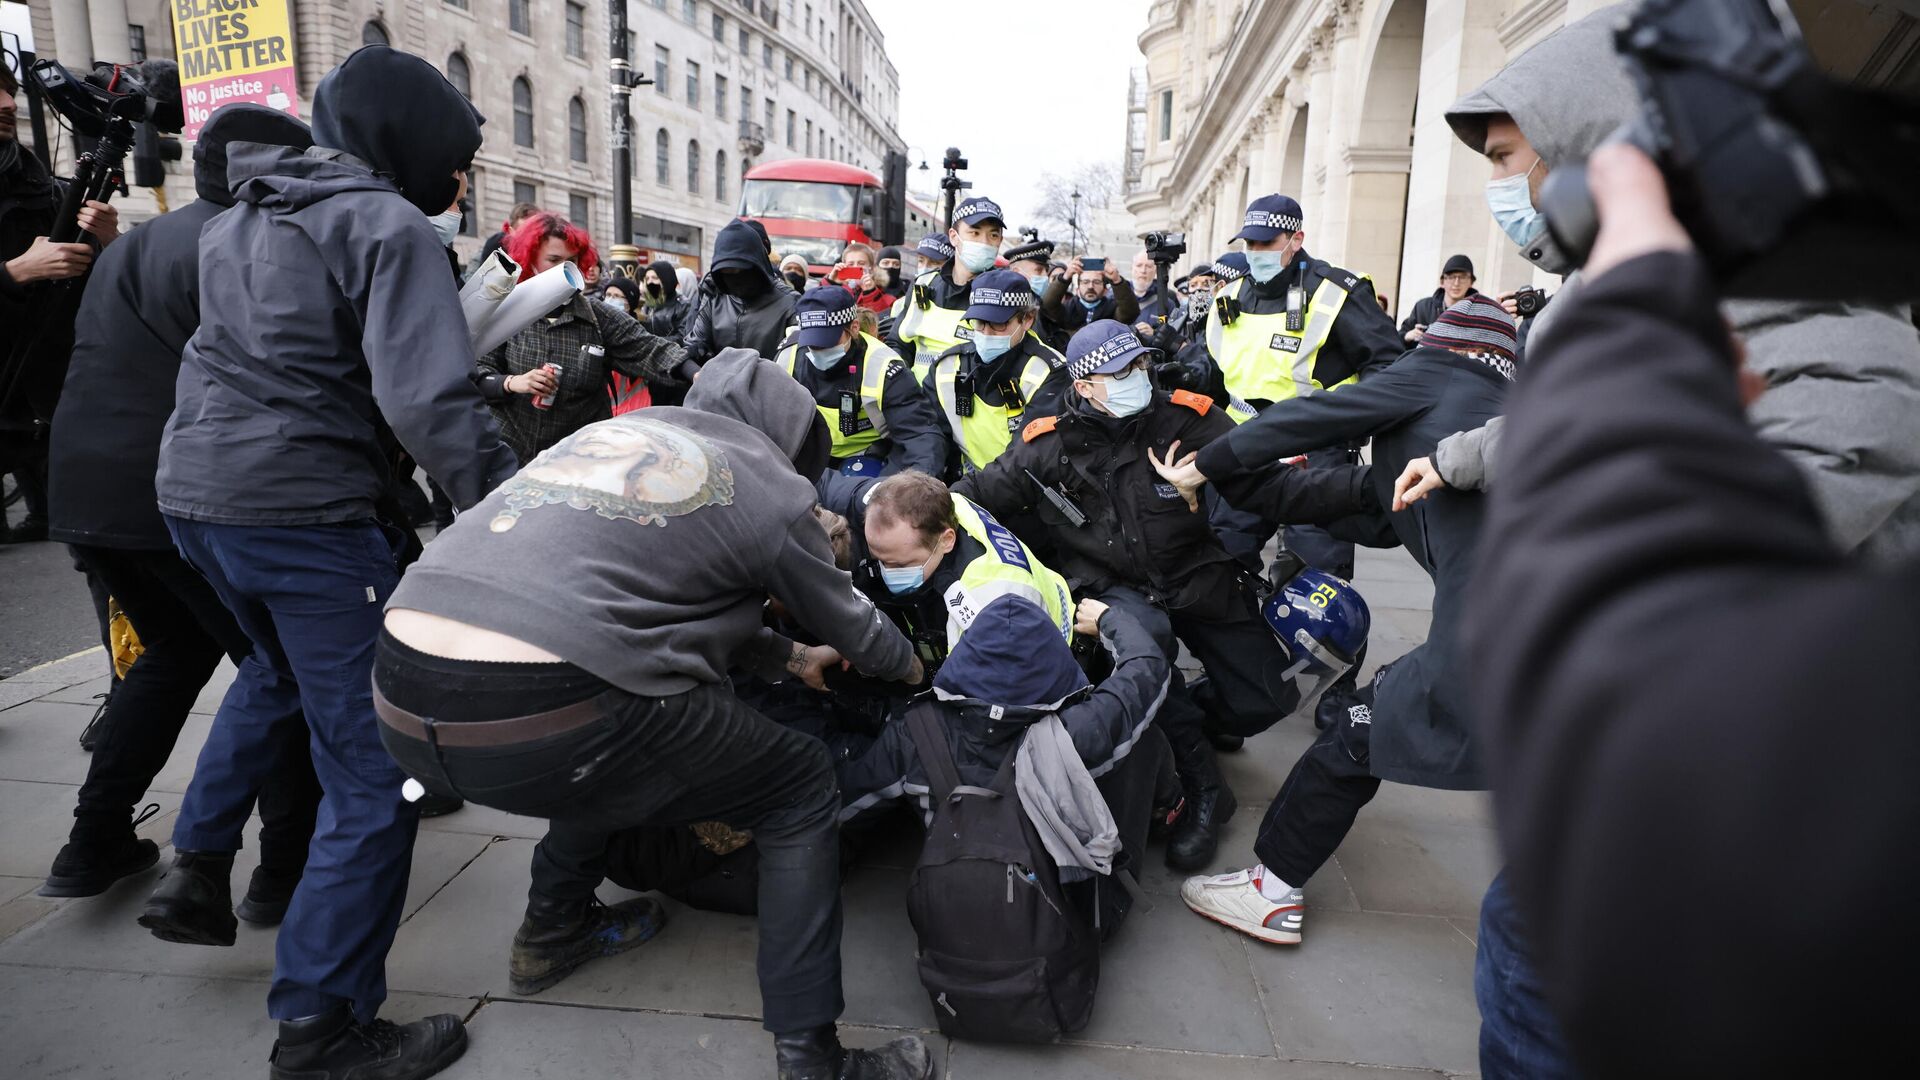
641, 263, 694, 339
1442, 4, 1920, 565
50, 105, 313, 548
683, 220, 798, 363
157, 47, 517, 525
388, 349, 914, 697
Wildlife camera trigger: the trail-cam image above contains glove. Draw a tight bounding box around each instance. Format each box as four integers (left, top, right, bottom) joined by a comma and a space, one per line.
1151, 361, 1200, 393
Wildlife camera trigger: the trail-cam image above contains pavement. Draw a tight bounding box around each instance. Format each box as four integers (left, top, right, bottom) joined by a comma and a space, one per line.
0, 535, 107, 679
0, 545, 1493, 1079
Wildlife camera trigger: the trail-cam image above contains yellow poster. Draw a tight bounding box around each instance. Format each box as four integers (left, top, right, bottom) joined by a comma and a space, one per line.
170, 0, 300, 140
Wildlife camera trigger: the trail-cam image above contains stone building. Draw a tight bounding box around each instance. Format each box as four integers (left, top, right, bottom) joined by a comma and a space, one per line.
18, 0, 904, 269
1122, 0, 1920, 321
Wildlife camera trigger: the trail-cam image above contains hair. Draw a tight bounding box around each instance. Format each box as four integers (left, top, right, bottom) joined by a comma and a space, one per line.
0, 59, 17, 95
503, 202, 541, 231
853, 307, 879, 339
812, 506, 853, 570
842, 241, 876, 264
865, 471, 957, 546
504, 212, 598, 282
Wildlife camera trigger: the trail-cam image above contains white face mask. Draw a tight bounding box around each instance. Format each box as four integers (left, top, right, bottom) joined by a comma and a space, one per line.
1095, 367, 1152, 418
429, 209, 463, 246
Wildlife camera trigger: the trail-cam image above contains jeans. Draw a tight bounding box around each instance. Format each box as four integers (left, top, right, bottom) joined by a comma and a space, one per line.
1251, 680, 1380, 887
1477, 869, 1580, 1080
165, 517, 412, 1023
64, 545, 319, 867
375, 635, 847, 1034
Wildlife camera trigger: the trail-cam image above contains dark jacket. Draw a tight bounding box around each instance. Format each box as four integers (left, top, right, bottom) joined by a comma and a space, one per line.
49, 106, 314, 549
157, 49, 517, 525
640, 265, 695, 340
839, 599, 1168, 823
780, 333, 947, 477
1045, 279, 1141, 336
955, 389, 1375, 621
1228, 253, 1407, 391
1400, 287, 1482, 340
1466, 249, 1920, 1076
921, 333, 1074, 462
0, 143, 78, 433
683, 221, 797, 363
1197, 345, 1509, 790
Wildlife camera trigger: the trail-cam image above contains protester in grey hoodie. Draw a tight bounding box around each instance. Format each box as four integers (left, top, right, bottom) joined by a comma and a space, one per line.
1409, 6, 1920, 567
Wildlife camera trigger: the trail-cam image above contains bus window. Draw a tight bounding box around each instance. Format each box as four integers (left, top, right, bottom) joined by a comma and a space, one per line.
740, 179, 858, 224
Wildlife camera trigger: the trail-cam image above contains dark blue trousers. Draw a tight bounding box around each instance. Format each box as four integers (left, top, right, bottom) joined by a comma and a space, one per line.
165, 517, 415, 1023
1476, 869, 1579, 1080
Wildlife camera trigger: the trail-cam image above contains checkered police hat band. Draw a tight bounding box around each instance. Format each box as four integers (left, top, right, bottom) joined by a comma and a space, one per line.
798, 307, 859, 330
955, 200, 1000, 220
969, 288, 1037, 311
1069, 332, 1145, 379
1213, 262, 1246, 280
1243, 209, 1302, 232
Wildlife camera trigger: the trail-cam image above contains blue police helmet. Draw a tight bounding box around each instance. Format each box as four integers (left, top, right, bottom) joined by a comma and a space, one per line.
1261, 566, 1370, 685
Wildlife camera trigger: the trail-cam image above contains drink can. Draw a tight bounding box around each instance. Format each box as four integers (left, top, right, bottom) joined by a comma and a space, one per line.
531, 362, 562, 410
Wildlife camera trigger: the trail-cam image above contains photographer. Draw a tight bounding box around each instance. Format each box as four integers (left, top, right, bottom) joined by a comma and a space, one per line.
1042, 255, 1140, 336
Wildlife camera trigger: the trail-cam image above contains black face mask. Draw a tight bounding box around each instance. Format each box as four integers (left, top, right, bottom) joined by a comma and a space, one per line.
784, 271, 808, 293
645, 282, 663, 296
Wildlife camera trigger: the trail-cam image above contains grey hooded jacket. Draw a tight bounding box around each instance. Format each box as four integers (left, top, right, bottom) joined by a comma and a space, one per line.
1440, 6, 1920, 564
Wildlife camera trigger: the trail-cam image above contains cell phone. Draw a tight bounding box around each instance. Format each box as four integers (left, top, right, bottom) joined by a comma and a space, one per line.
833, 265, 865, 284
1082, 257, 1106, 272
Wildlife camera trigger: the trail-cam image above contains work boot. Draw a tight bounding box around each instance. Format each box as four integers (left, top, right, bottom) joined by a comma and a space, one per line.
775, 1025, 932, 1080
508, 893, 667, 995
138, 850, 237, 946
39, 806, 162, 897
1147, 796, 1185, 844
268, 1002, 468, 1080
235, 864, 303, 927
1166, 785, 1237, 872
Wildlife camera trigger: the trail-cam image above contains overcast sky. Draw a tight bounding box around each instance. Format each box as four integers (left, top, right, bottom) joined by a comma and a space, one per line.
863, 0, 1152, 230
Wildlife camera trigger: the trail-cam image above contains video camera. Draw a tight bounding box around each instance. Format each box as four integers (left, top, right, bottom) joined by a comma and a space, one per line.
25, 57, 183, 244
1143, 230, 1186, 266
1539, 0, 1920, 302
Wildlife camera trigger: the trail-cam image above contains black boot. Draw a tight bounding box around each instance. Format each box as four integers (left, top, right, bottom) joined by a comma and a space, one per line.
775, 1025, 932, 1080
268, 1003, 467, 1080
1164, 724, 1237, 873
235, 864, 303, 926
40, 807, 161, 897
138, 850, 237, 946
508, 893, 667, 995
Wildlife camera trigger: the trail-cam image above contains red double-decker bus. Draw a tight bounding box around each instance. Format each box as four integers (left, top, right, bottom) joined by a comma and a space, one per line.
738, 158, 936, 273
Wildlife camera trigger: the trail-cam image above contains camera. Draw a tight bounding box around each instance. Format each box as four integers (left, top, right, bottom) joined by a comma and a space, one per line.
1144, 230, 1187, 266
941, 147, 968, 173
1538, 0, 1920, 302
1511, 286, 1546, 318
27, 57, 183, 244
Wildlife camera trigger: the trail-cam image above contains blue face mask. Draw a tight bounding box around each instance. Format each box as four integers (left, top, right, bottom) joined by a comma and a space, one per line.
1028, 273, 1050, 294
808, 342, 847, 369
958, 240, 998, 273
880, 562, 926, 594
1079, 295, 1102, 310
974, 332, 1013, 362
1485, 159, 1546, 247
429, 209, 463, 247
1097, 367, 1153, 418
1245, 250, 1290, 283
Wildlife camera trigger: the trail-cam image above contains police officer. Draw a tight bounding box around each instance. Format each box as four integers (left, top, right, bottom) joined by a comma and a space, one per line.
776, 285, 947, 480
1207, 195, 1403, 580
923, 268, 1072, 478
913, 233, 953, 275
953, 320, 1381, 870
1002, 238, 1070, 353
889, 199, 1006, 379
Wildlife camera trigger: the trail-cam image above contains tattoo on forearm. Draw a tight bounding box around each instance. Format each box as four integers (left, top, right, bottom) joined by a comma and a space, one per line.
786, 644, 810, 675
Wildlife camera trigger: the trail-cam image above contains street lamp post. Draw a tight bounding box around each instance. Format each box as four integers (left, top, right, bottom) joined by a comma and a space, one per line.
608, 1, 650, 279
1070, 190, 1082, 257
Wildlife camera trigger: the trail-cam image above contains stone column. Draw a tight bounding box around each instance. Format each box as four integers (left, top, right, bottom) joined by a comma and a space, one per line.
1316, 0, 1366, 267
50, 0, 95, 68
85, 0, 132, 65
1247, 105, 1278, 199
1299, 28, 1335, 219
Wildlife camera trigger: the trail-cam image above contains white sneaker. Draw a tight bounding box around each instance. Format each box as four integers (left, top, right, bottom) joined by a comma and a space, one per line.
1180, 867, 1304, 945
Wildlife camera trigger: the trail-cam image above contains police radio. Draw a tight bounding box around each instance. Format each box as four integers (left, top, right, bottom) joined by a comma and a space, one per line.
953, 370, 974, 417
1285, 259, 1307, 332
838, 391, 860, 436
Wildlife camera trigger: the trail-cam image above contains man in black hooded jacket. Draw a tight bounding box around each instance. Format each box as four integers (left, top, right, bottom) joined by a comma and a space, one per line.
684, 219, 799, 363
38, 105, 324, 921
144, 47, 517, 1080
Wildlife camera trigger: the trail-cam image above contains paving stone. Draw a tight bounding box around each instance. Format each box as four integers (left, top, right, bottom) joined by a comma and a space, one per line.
0, 780, 88, 877
0, 678, 67, 712
1250, 909, 1480, 1075
0, 895, 57, 941
951, 1041, 1446, 1079
0, 876, 39, 904
1333, 817, 1498, 921
441, 1001, 946, 1079
0, 698, 116, 786
0, 965, 470, 1079
1074, 888, 1276, 1056
415, 800, 549, 841
1360, 579, 1437, 611
1362, 783, 1493, 832
6, 650, 110, 692
1448, 918, 1478, 947
36, 673, 114, 706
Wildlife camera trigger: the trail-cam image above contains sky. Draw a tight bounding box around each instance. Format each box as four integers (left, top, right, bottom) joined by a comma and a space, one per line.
862, 0, 1153, 231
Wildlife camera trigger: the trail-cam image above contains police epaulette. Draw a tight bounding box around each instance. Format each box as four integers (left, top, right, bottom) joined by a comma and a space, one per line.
1170, 389, 1214, 415
1022, 416, 1060, 442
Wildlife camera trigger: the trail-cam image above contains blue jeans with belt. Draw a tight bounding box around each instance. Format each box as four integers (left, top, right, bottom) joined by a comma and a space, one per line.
1476, 868, 1580, 1080
165, 517, 414, 1023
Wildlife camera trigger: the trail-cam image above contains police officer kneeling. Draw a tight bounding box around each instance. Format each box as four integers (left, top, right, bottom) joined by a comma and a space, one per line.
954, 320, 1380, 870
777, 285, 947, 481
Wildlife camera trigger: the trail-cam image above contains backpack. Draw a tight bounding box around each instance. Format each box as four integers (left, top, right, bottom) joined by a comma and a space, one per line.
901, 702, 1100, 1043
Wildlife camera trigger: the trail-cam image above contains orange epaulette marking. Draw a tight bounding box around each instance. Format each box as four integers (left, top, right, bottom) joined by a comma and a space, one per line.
1170, 389, 1214, 415
1022, 416, 1060, 443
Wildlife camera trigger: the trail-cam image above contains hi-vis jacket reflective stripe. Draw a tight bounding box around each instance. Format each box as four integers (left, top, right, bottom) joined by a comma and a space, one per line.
777, 332, 901, 460
931, 342, 1065, 475
946, 494, 1075, 647
893, 270, 971, 381
1206, 274, 1360, 423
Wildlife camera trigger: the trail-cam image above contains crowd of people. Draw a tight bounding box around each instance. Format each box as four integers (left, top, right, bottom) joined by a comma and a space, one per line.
4, 6, 1918, 1078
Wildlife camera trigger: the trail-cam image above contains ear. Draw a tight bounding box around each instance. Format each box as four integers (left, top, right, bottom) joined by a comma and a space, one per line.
938, 527, 958, 555
1072, 379, 1096, 401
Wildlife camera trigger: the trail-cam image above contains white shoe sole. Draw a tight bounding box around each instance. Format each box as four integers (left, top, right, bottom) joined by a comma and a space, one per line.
1181, 891, 1303, 945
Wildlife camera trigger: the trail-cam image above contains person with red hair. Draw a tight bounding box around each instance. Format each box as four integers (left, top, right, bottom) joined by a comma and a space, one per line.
475, 214, 695, 463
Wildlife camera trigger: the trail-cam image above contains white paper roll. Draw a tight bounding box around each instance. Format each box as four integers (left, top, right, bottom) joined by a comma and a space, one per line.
472, 260, 586, 355
460, 249, 520, 340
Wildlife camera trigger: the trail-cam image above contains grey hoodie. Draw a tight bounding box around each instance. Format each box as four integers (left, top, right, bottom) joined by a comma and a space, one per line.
388, 349, 915, 697
1440, 5, 1920, 564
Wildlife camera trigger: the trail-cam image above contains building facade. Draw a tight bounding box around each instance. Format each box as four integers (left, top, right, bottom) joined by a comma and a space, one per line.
1121, 0, 1918, 321
20, 0, 904, 269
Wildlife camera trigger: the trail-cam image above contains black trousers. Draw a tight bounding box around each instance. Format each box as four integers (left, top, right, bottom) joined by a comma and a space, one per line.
1252, 680, 1379, 887
375, 634, 847, 1035
1098, 586, 1304, 741
65, 544, 321, 872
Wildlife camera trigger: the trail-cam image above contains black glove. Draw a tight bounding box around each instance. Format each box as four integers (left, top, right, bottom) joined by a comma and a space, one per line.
1151, 361, 1200, 393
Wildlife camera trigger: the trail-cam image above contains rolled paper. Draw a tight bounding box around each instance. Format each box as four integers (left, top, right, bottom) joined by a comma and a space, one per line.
473, 260, 586, 355
460, 249, 521, 340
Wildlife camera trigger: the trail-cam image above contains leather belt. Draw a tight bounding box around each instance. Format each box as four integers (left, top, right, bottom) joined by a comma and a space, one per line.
373, 685, 609, 749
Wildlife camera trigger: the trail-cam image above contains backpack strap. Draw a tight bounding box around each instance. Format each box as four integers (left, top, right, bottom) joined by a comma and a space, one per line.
904, 701, 1007, 803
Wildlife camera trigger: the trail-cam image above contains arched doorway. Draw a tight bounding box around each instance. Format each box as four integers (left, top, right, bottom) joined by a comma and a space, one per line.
1340, 0, 1425, 311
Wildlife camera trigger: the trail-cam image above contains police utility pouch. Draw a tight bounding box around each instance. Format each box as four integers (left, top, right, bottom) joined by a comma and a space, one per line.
839, 391, 859, 436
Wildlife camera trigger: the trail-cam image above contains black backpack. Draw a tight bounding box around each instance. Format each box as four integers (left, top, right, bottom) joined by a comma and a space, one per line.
901, 703, 1100, 1043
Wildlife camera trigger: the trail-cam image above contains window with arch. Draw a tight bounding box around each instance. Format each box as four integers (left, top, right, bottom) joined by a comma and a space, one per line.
446, 52, 471, 99
568, 96, 588, 163
687, 139, 701, 194
715, 149, 729, 202
513, 77, 535, 148
655, 128, 670, 184
362, 20, 390, 47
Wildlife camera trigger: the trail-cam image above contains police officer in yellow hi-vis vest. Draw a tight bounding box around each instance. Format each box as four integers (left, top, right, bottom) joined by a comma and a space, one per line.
776, 285, 948, 482
924, 268, 1071, 478
1205, 194, 1403, 581
887, 198, 1006, 380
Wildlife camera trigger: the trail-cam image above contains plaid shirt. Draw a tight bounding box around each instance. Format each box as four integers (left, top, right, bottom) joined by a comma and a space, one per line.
476, 293, 687, 464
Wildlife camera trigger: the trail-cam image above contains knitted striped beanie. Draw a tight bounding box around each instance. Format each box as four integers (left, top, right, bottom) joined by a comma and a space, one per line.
1422, 296, 1519, 363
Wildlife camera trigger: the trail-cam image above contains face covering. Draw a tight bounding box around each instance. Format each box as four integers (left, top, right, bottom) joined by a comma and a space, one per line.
808, 342, 848, 369
1245, 250, 1290, 283
1028, 273, 1050, 294
1097, 367, 1153, 418
1079, 295, 1103, 311
429, 209, 463, 246
1486, 158, 1546, 247
784, 271, 808, 293
880, 561, 926, 594
958, 240, 998, 274
974, 332, 1013, 363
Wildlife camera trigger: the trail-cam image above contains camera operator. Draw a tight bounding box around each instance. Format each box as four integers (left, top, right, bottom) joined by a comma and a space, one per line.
0, 59, 119, 543
1044, 256, 1140, 337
